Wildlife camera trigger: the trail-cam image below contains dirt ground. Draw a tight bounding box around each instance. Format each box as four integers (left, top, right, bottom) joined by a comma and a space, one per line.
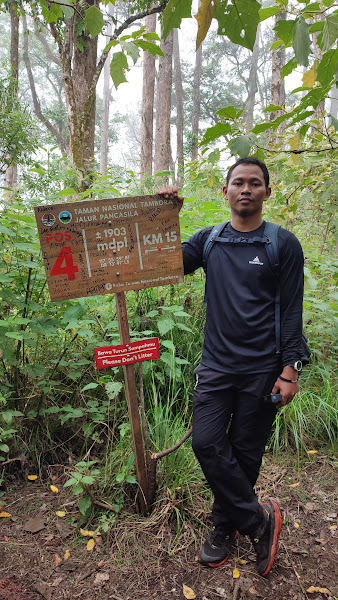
0, 453, 337, 600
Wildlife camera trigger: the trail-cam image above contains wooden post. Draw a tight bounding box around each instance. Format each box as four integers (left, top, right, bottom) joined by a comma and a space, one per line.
115, 291, 150, 513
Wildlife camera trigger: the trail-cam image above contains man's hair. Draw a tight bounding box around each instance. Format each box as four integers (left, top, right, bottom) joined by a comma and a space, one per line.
226, 157, 270, 188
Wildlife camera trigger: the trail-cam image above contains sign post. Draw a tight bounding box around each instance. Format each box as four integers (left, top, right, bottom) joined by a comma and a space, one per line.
35, 194, 184, 513
115, 291, 150, 513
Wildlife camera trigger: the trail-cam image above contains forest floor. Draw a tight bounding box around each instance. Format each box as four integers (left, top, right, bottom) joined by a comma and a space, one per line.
0, 453, 337, 600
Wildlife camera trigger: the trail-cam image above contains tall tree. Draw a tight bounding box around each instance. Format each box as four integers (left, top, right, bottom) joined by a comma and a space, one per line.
49, 0, 98, 180
100, 3, 114, 174
244, 24, 260, 130
191, 43, 202, 160
154, 29, 173, 179
173, 28, 184, 186
4, 0, 19, 195
140, 12, 157, 177
270, 12, 286, 124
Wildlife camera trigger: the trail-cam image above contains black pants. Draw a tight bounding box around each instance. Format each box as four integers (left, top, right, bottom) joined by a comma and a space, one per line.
192, 364, 279, 535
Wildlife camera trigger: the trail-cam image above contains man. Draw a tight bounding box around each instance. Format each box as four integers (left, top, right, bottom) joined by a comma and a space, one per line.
159, 157, 304, 576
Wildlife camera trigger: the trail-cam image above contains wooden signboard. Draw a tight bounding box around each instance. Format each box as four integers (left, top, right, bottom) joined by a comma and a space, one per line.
34, 194, 184, 302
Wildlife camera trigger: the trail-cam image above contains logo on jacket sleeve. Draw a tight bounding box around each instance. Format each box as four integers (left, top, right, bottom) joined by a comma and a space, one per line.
249, 256, 264, 265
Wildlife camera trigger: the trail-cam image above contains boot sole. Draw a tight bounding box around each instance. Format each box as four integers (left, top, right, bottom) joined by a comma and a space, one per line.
198, 554, 230, 568
260, 500, 283, 577
198, 532, 239, 568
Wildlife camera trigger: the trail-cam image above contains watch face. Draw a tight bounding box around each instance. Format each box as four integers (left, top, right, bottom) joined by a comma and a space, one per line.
294, 360, 302, 371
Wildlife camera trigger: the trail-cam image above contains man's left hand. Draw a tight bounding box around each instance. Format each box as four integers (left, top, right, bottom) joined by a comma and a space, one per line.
272, 368, 299, 407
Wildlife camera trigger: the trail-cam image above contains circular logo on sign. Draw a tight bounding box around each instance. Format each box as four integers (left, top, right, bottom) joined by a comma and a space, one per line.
42, 213, 56, 227
105, 283, 112, 290
59, 210, 72, 224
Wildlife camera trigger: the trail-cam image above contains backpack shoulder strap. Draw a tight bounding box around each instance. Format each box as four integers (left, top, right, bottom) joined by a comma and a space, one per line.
263, 221, 280, 273
263, 222, 281, 353
202, 221, 229, 272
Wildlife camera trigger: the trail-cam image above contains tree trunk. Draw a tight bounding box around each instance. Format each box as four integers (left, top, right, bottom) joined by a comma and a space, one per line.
173, 29, 184, 187
191, 43, 202, 161
312, 15, 325, 119
154, 29, 173, 182
269, 12, 286, 143
100, 4, 114, 175
4, 1, 19, 197
49, 0, 98, 182
244, 23, 260, 130
330, 85, 338, 121
140, 12, 157, 178
270, 13, 286, 121
72, 14, 98, 175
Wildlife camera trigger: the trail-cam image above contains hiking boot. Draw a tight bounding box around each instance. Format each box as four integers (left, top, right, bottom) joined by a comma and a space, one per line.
199, 527, 237, 567
250, 500, 283, 576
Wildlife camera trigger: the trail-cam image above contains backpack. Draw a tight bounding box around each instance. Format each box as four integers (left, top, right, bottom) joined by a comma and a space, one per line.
202, 221, 311, 365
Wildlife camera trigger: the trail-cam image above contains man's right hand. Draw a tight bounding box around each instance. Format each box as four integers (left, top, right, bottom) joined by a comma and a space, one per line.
157, 186, 184, 212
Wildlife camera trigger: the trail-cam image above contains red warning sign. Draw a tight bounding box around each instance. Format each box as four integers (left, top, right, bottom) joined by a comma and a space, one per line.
95, 338, 160, 369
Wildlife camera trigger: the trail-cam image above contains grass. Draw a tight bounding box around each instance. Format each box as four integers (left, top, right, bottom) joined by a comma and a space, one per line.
270, 363, 338, 461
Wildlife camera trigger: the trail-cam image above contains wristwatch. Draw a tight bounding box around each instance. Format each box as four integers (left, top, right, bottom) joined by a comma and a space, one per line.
290, 360, 303, 372
279, 360, 303, 383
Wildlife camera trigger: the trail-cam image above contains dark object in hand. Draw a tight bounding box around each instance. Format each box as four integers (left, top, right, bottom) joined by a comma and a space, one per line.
263, 393, 282, 405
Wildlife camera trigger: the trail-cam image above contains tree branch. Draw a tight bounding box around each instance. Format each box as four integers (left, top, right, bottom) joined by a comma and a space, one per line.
22, 15, 68, 154
85, 1, 169, 125
113, 0, 169, 39
258, 144, 338, 155
33, 19, 61, 66
47, 0, 83, 18
151, 427, 192, 461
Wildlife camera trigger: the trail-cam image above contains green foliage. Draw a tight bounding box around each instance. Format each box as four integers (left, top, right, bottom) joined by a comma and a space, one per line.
271, 366, 338, 462
0, 74, 38, 174
215, 0, 261, 51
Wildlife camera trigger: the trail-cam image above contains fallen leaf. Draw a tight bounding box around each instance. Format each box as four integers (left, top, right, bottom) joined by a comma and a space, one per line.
233, 568, 240, 579
289, 482, 300, 488
80, 528, 101, 537
80, 528, 94, 537
52, 577, 63, 587
183, 584, 197, 599
294, 522, 300, 529
55, 521, 72, 539
87, 538, 95, 551
97, 560, 104, 567
94, 573, 109, 586
0, 512, 11, 518
64, 549, 71, 560
329, 525, 337, 530
248, 586, 260, 596
24, 513, 46, 533
50, 485, 59, 493
306, 586, 331, 594
307, 450, 318, 455
55, 511, 66, 517
28, 475, 38, 481
237, 558, 248, 565
34, 581, 52, 600
291, 548, 309, 556
54, 554, 61, 567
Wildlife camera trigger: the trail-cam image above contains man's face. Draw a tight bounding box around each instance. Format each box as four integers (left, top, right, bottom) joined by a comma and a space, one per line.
223, 164, 271, 218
